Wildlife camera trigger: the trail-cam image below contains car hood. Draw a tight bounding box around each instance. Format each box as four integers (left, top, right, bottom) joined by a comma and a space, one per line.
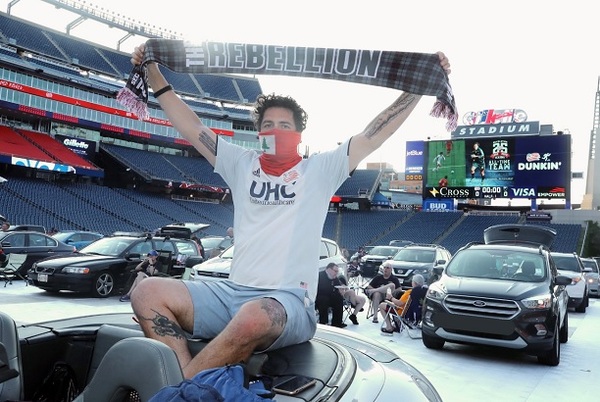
390, 261, 431, 269
194, 257, 232, 274
35, 253, 122, 267
439, 275, 548, 299
363, 255, 390, 262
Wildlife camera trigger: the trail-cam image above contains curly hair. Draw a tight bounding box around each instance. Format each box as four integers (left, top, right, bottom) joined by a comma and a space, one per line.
252, 93, 308, 132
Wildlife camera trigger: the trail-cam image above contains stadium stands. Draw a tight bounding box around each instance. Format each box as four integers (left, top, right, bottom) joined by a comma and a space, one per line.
0, 126, 56, 162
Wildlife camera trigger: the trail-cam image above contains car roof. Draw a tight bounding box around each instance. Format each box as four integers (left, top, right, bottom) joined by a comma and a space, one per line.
483, 224, 556, 248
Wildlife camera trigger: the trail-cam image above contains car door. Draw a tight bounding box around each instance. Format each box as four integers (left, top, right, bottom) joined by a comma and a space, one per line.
549, 256, 568, 319
25, 233, 63, 272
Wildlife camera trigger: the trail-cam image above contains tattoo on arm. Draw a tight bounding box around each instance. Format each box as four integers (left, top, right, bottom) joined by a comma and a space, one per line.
199, 129, 217, 155
261, 299, 287, 329
139, 309, 188, 340
364, 93, 417, 139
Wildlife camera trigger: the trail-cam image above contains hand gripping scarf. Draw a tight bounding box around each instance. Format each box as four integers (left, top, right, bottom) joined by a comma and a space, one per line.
117, 39, 458, 131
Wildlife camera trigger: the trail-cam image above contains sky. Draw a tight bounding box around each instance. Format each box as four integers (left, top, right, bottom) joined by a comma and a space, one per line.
2, 0, 598, 203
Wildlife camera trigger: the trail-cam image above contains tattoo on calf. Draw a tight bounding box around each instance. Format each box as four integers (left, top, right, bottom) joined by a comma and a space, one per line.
364, 93, 417, 139
140, 309, 187, 340
261, 299, 286, 328
199, 129, 216, 155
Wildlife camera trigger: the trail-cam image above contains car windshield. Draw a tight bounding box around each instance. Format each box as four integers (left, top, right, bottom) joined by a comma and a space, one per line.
446, 249, 546, 282
552, 255, 581, 272
79, 237, 137, 256
201, 237, 225, 248
368, 246, 400, 258
582, 259, 599, 272
393, 249, 435, 263
220, 245, 234, 259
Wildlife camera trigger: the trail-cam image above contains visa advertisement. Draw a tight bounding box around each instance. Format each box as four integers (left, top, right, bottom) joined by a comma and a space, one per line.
423, 135, 571, 199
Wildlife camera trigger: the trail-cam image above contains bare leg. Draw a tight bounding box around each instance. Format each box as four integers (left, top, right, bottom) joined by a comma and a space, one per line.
131, 277, 286, 379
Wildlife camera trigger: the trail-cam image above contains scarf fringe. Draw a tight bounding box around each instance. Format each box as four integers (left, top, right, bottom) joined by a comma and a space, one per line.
430, 100, 458, 132
116, 87, 150, 120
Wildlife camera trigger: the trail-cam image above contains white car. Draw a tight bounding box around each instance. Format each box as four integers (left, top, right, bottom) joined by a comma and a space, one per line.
190, 237, 346, 281
580, 257, 600, 297
551, 252, 589, 313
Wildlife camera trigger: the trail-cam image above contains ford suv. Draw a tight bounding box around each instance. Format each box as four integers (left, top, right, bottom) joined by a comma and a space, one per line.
422, 224, 572, 366
385, 243, 451, 289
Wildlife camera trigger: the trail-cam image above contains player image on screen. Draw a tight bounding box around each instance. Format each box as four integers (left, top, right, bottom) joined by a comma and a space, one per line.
469, 142, 485, 183
432, 152, 445, 172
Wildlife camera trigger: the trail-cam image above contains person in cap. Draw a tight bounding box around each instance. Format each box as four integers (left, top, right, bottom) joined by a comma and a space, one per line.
120, 250, 163, 302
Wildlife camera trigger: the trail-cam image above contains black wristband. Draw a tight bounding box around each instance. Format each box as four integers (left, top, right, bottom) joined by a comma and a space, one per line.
153, 84, 173, 98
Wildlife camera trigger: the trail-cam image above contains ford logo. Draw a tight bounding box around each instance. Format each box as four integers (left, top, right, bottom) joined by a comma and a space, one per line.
473, 300, 486, 307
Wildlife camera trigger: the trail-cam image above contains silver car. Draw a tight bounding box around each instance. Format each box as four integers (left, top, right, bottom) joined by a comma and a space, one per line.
191, 237, 346, 280
581, 257, 599, 297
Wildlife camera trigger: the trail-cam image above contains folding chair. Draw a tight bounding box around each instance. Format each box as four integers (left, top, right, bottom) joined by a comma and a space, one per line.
381, 292, 424, 339
0, 254, 27, 287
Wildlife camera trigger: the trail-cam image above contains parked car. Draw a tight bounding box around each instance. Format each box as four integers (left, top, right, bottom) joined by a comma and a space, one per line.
580, 257, 599, 297
550, 252, 589, 312
359, 245, 403, 277
51, 230, 104, 250
27, 231, 203, 297
385, 243, 451, 288
422, 224, 572, 366
191, 237, 346, 281
200, 235, 233, 259
5, 224, 46, 233
3, 309, 442, 401
0, 230, 76, 276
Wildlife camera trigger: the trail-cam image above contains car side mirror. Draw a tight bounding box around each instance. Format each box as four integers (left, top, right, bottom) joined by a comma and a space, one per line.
185, 256, 203, 267
555, 275, 573, 286
126, 253, 142, 260
436, 259, 446, 266
433, 266, 444, 276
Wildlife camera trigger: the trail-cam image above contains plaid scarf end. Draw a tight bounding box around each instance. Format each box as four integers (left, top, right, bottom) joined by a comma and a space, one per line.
430, 100, 458, 132
116, 87, 150, 121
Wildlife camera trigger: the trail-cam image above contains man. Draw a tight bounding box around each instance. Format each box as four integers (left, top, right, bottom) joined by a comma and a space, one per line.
120, 250, 163, 302
315, 263, 347, 328
432, 151, 445, 171
1, 222, 10, 232
438, 175, 448, 188
470, 142, 486, 183
129, 44, 451, 379
379, 274, 425, 334
365, 261, 401, 323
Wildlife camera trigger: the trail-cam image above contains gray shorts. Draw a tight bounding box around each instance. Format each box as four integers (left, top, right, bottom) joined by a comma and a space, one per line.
183, 280, 317, 352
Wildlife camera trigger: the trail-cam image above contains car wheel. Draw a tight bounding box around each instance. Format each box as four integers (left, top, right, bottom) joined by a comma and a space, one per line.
575, 296, 587, 313
93, 272, 114, 298
422, 331, 445, 349
559, 313, 568, 344
537, 324, 560, 366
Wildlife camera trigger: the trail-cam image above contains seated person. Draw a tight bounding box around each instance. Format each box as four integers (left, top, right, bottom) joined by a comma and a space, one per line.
379, 274, 425, 334
120, 250, 163, 302
345, 258, 361, 278
315, 263, 347, 328
365, 261, 401, 323
339, 278, 367, 325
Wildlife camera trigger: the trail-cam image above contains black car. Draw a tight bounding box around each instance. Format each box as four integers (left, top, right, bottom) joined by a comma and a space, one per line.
27, 232, 203, 297
385, 244, 451, 289
359, 245, 403, 277
422, 224, 572, 366
0, 230, 76, 276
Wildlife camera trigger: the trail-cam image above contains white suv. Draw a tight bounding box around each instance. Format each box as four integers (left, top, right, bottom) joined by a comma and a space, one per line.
551, 252, 589, 313
190, 237, 346, 280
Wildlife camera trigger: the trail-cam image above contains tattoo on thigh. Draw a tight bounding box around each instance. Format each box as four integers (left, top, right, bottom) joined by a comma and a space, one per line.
261, 299, 286, 328
139, 309, 187, 340
199, 129, 216, 155
365, 93, 417, 139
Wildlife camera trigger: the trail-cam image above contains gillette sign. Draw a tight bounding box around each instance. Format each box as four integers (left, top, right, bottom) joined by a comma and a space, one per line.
55, 134, 97, 160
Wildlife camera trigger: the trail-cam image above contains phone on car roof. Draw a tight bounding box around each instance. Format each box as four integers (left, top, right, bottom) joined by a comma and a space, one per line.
272, 375, 317, 396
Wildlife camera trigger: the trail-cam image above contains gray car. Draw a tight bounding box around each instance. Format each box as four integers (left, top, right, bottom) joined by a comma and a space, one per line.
581, 257, 599, 298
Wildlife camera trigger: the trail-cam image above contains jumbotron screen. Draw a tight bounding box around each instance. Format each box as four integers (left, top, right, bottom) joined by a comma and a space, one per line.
420, 135, 571, 199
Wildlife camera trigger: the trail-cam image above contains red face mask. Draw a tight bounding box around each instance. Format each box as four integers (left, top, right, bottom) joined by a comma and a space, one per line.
258, 129, 302, 176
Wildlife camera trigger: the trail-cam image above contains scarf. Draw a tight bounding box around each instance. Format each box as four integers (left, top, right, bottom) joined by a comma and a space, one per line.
258, 129, 302, 176
117, 39, 458, 131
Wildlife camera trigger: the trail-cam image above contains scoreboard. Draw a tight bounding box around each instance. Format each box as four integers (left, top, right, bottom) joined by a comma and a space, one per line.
420, 135, 571, 200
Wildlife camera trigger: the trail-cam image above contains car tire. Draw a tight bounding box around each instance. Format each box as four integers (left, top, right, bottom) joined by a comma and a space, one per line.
93, 272, 114, 298
422, 332, 445, 349
537, 323, 560, 366
575, 296, 587, 313
559, 313, 568, 344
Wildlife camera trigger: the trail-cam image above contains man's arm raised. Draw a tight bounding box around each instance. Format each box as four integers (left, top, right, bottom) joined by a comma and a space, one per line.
133, 44, 217, 167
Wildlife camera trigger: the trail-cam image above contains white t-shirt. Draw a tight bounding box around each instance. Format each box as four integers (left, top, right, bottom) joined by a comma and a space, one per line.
215, 138, 350, 302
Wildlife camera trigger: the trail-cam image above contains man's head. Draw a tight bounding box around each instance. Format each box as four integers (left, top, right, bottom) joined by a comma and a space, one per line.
147, 250, 159, 260
381, 261, 393, 277
1, 222, 9, 231
253, 94, 308, 133
412, 274, 425, 287
325, 262, 340, 279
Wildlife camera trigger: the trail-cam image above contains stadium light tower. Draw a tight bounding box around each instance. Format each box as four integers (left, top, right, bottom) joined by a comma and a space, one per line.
582, 76, 600, 210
